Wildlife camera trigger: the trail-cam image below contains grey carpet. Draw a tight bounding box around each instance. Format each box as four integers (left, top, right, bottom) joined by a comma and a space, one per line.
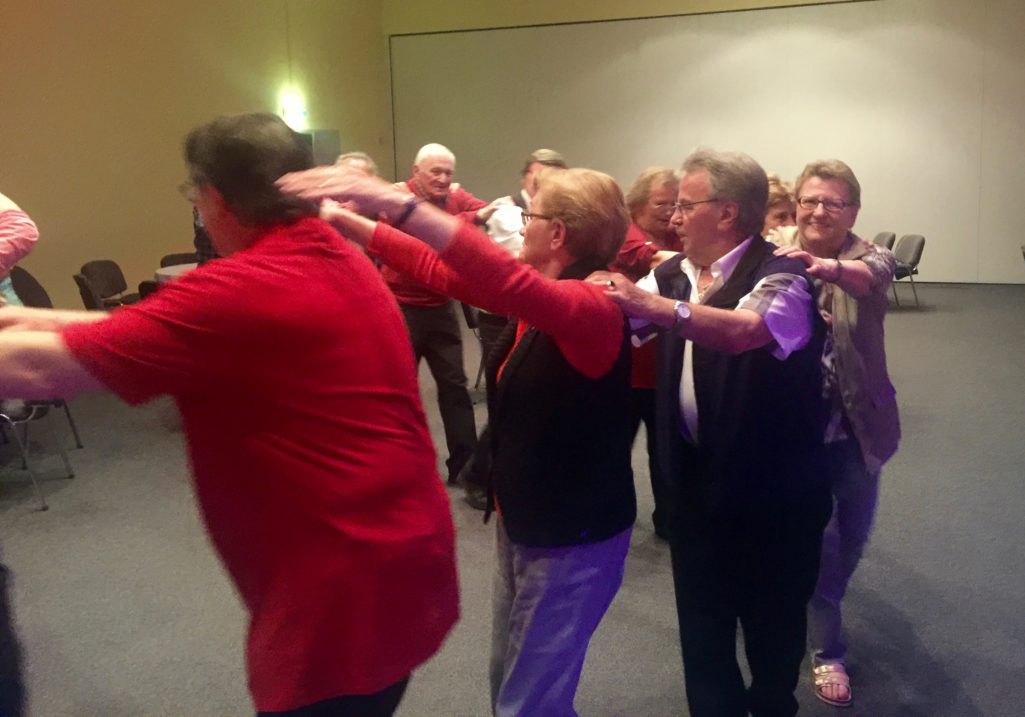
1, 282, 1022, 716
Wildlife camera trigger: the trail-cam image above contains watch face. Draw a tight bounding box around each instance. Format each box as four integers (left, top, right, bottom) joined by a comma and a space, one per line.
673, 300, 691, 330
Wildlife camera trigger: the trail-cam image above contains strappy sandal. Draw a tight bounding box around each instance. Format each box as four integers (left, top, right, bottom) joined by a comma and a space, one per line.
813, 663, 853, 708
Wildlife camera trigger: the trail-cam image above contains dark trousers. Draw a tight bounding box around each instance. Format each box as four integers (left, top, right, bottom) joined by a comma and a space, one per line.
0, 563, 24, 717
458, 311, 509, 491
476, 311, 509, 362
628, 387, 671, 537
257, 677, 409, 717
401, 302, 477, 481
669, 484, 831, 717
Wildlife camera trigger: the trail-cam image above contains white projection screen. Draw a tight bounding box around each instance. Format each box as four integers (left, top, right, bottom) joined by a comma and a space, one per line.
390, 0, 1025, 284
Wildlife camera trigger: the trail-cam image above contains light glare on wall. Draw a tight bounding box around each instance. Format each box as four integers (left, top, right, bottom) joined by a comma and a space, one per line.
279, 87, 309, 131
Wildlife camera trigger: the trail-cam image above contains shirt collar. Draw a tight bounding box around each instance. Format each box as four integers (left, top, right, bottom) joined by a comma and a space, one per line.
681, 235, 754, 301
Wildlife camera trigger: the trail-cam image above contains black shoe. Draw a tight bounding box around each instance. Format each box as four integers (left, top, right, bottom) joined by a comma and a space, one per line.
463, 484, 488, 511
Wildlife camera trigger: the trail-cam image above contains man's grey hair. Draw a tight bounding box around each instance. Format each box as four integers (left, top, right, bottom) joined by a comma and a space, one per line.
521, 148, 567, 175
414, 143, 455, 165
795, 159, 861, 207
626, 167, 680, 219
335, 151, 378, 176
682, 148, 768, 238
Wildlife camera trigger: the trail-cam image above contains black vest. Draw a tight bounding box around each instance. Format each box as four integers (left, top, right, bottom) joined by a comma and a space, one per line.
653, 237, 828, 516
485, 263, 636, 547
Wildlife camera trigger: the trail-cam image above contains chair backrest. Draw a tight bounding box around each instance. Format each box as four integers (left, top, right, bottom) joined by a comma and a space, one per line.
460, 302, 480, 330
9, 266, 54, 308
893, 234, 926, 267
138, 280, 160, 299
80, 259, 128, 298
72, 273, 105, 310
160, 252, 199, 268
872, 232, 896, 250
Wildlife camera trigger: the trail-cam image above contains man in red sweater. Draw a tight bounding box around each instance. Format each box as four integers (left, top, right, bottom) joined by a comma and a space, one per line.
0, 114, 458, 716
384, 143, 496, 484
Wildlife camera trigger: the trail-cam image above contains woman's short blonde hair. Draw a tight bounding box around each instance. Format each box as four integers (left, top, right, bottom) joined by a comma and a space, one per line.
795, 159, 861, 207
766, 173, 794, 209
536, 168, 629, 268
625, 167, 679, 220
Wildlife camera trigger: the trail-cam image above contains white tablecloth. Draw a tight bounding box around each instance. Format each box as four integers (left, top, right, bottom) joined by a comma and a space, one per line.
154, 262, 198, 284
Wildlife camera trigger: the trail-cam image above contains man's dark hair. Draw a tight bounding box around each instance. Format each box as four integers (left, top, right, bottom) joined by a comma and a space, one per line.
184, 112, 318, 225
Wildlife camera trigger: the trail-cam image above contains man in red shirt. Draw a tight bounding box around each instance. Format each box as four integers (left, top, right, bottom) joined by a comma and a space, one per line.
0, 113, 458, 717
383, 143, 496, 485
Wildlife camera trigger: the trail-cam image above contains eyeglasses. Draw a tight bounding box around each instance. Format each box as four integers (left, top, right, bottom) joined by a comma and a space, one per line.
178, 181, 200, 203
671, 198, 721, 214
796, 196, 855, 213
521, 211, 555, 224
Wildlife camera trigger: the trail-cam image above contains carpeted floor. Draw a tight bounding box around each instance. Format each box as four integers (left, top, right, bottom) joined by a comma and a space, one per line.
1, 282, 1023, 716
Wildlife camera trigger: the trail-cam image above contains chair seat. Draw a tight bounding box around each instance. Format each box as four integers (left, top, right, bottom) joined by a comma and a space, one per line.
101, 292, 141, 308
894, 262, 918, 280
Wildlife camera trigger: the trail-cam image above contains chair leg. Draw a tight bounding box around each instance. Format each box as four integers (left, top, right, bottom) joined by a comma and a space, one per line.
474, 337, 487, 391
18, 422, 29, 470
1, 418, 47, 511
59, 400, 84, 449
908, 275, 919, 307
892, 282, 900, 306
45, 410, 75, 479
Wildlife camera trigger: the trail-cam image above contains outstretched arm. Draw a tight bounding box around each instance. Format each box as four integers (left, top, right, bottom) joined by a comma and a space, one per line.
280, 166, 463, 253
773, 245, 876, 298
289, 168, 624, 378
587, 268, 812, 358
0, 331, 104, 399
0, 305, 109, 333
588, 270, 774, 354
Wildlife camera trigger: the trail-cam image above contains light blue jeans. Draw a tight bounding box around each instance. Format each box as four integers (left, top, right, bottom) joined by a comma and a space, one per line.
0, 277, 21, 306
808, 438, 881, 666
490, 518, 631, 717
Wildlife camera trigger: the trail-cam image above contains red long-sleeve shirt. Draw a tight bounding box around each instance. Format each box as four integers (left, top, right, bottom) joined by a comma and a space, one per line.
369, 221, 623, 379
378, 180, 488, 307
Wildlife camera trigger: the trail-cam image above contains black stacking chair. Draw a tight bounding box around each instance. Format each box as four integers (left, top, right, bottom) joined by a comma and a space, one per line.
872, 232, 896, 250
460, 302, 487, 391
73, 273, 105, 310
892, 234, 926, 307
138, 280, 160, 299
9, 266, 85, 451
159, 252, 199, 268
79, 260, 140, 307
0, 403, 75, 511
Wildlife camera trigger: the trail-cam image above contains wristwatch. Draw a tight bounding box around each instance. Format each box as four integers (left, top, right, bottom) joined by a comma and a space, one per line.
671, 300, 691, 331
391, 194, 420, 229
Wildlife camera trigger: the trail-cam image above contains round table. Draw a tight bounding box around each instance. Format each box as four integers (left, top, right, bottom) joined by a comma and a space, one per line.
154, 262, 198, 284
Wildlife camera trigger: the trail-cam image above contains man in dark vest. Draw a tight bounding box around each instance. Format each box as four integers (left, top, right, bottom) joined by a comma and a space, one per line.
591, 148, 831, 717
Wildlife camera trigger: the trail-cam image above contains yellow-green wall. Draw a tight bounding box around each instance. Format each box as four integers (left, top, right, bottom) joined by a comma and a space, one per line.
381, 0, 860, 35
1, 0, 391, 307
0, 0, 868, 307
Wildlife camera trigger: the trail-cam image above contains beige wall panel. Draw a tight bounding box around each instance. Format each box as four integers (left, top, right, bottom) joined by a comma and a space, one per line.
390, 0, 1024, 283
1, 0, 390, 307
977, 0, 1025, 283
382, 0, 865, 35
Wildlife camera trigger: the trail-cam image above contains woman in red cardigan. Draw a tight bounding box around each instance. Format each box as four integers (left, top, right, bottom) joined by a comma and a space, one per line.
280, 166, 636, 717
